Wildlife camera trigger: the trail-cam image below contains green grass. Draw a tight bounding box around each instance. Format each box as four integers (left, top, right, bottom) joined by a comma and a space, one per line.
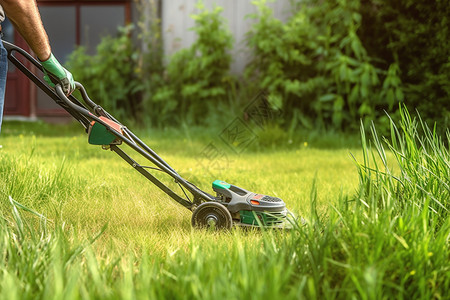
0, 121, 359, 250
0, 111, 448, 299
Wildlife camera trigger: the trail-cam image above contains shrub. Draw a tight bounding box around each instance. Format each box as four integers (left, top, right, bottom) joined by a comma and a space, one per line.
148, 1, 234, 126
246, 0, 405, 131
65, 0, 449, 132
358, 0, 450, 132
67, 25, 143, 123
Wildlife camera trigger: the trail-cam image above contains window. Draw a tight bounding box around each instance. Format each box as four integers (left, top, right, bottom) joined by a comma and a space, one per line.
36, 1, 130, 112
39, 6, 77, 63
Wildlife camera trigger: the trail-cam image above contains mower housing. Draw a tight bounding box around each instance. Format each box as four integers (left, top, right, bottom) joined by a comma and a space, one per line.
212, 180, 289, 227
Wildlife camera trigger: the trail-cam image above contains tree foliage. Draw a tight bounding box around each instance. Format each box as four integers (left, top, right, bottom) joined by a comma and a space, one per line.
246, 0, 449, 131
359, 0, 450, 129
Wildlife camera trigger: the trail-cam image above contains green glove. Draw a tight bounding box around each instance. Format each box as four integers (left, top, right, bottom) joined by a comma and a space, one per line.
40, 53, 75, 96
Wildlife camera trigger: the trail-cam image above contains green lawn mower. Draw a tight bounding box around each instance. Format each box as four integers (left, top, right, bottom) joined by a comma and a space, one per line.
3, 40, 292, 230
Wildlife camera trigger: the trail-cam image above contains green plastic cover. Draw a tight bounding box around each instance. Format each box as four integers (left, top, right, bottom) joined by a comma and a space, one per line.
212, 180, 231, 189
239, 211, 280, 226
88, 122, 117, 145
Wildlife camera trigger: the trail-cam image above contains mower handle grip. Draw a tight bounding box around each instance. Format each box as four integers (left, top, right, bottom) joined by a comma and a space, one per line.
55, 83, 92, 117
55, 82, 98, 111
56, 82, 124, 128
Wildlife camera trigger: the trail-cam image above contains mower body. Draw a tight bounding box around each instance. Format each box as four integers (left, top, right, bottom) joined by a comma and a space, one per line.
212, 180, 289, 227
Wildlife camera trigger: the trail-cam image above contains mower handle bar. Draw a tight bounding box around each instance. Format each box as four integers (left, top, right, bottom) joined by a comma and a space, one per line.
55, 84, 216, 206
2, 38, 215, 208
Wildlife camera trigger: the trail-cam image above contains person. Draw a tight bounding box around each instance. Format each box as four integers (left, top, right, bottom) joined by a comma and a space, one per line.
0, 0, 75, 134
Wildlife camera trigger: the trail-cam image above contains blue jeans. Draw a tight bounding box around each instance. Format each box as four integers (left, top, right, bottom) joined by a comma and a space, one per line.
0, 39, 7, 135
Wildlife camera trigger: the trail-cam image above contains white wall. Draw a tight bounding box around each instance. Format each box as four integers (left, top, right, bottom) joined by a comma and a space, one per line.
161, 0, 292, 74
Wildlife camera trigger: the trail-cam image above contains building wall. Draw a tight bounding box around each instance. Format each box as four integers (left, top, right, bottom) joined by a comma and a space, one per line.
161, 0, 292, 74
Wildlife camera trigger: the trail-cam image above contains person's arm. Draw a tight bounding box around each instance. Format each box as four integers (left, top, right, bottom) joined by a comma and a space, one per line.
0, 0, 75, 95
0, 0, 51, 61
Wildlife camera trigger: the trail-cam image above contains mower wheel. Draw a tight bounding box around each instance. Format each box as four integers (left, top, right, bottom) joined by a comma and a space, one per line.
191, 202, 233, 230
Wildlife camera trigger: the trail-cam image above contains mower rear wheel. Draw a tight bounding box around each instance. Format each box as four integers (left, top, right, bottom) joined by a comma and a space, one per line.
191, 202, 233, 230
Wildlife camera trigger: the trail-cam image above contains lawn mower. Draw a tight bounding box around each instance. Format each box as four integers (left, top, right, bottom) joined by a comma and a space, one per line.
3, 40, 292, 230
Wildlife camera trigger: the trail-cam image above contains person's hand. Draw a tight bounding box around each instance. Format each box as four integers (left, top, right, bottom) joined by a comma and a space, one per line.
40, 53, 75, 95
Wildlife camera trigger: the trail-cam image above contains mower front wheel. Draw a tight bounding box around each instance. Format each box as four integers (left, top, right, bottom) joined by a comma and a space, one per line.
191, 202, 233, 230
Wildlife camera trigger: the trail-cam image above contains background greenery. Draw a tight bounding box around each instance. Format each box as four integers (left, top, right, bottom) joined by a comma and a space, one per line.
67, 0, 449, 133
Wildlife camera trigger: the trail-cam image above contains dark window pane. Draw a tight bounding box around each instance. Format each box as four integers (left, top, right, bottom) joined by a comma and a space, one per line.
39, 6, 76, 63
80, 5, 125, 55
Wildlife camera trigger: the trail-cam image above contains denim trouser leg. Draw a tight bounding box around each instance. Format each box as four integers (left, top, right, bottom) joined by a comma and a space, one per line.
0, 39, 8, 135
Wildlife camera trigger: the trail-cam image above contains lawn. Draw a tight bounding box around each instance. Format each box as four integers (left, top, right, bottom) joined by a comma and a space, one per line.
0, 118, 448, 299
0, 121, 359, 251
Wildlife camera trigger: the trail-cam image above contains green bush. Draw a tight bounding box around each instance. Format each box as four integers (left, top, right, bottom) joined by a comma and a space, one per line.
147, 1, 234, 126
66, 1, 234, 127
65, 0, 449, 132
358, 0, 450, 131
67, 25, 143, 122
246, 0, 404, 131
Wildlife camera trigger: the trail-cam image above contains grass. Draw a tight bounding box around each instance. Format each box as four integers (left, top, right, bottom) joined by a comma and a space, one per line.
0, 109, 448, 299
0, 121, 359, 249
